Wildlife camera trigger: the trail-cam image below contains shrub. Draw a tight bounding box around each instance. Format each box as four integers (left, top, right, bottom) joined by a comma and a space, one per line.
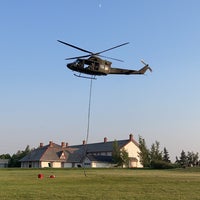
151, 160, 177, 169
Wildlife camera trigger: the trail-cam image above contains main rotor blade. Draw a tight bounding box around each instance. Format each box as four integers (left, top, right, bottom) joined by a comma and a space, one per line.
95, 42, 129, 55
99, 55, 124, 62
58, 40, 129, 62
65, 54, 91, 60
141, 59, 147, 66
57, 40, 93, 54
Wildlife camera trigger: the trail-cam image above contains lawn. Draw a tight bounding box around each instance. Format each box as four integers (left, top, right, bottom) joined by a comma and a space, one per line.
0, 168, 200, 200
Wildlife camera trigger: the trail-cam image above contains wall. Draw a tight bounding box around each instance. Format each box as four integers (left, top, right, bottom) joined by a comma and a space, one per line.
40, 161, 62, 168
21, 161, 40, 168
123, 142, 143, 168
52, 162, 62, 168
91, 162, 113, 168
64, 163, 72, 168
0, 159, 9, 168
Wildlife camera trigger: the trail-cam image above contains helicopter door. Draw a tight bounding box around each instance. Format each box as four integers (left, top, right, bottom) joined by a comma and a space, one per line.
100, 64, 109, 72
94, 62, 99, 70
99, 64, 104, 70
100, 64, 110, 74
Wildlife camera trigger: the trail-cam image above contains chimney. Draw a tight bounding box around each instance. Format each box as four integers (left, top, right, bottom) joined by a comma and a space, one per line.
61, 142, 65, 148
49, 141, 53, 147
83, 140, 86, 145
104, 137, 108, 143
129, 134, 133, 141
40, 143, 43, 148
66, 142, 68, 147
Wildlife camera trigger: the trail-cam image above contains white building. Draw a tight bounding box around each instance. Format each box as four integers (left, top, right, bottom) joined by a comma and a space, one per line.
20, 134, 143, 168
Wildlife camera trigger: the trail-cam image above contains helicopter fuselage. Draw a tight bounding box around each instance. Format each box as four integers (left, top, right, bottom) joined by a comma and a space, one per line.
67, 56, 112, 76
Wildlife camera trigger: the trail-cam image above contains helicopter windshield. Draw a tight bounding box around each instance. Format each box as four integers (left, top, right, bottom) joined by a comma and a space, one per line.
74, 59, 85, 68
75, 60, 80, 65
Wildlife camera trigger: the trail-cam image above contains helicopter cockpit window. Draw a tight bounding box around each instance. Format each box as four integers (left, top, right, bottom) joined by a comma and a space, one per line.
105, 66, 109, 71
75, 60, 84, 68
75, 60, 79, 65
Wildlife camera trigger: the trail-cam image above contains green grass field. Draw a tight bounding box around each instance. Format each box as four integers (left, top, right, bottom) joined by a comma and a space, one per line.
0, 168, 200, 200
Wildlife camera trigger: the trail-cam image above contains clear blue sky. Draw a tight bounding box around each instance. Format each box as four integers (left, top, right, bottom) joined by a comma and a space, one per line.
1, 0, 200, 160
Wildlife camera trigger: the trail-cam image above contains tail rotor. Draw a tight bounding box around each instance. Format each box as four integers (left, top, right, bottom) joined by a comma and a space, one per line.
141, 59, 152, 72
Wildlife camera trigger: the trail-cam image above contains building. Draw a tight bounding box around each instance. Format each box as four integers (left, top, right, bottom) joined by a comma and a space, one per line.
0, 159, 9, 168
20, 134, 143, 168
20, 142, 82, 168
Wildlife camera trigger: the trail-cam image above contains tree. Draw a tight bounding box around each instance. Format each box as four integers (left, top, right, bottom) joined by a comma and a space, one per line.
163, 147, 171, 163
120, 148, 129, 168
112, 140, 129, 167
138, 136, 150, 167
149, 143, 175, 169
150, 141, 162, 163
112, 140, 121, 165
0, 154, 11, 159
177, 150, 188, 168
138, 136, 175, 169
187, 151, 199, 167
138, 135, 177, 168
176, 150, 199, 168
9, 145, 31, 167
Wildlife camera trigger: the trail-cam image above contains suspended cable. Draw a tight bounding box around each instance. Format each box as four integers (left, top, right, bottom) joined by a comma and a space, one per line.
83, 78, 93, 176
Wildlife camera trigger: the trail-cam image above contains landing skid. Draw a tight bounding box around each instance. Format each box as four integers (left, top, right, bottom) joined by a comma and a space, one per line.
74, 73, 97, 80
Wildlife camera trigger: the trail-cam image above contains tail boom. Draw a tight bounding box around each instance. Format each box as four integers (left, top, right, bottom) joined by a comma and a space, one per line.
109, 65, 152, 75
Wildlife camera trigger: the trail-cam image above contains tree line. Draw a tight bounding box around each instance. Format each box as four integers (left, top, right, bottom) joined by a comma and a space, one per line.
0, 145, 31, 167
138, 136, 200, 169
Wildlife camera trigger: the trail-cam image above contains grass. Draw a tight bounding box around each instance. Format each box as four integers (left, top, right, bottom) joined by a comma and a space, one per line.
0, 168, 200, 200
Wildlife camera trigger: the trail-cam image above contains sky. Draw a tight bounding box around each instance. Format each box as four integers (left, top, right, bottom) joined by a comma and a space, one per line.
0, 0, 200, 160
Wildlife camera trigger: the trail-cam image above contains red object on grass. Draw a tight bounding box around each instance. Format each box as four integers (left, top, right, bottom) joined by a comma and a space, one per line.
38, 174, 44, 179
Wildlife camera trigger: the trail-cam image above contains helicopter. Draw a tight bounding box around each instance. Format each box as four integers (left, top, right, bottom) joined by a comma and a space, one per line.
58, 40, 152, 79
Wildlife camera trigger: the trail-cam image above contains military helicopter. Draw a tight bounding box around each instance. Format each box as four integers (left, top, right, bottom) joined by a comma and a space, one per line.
58, 40, 152, 79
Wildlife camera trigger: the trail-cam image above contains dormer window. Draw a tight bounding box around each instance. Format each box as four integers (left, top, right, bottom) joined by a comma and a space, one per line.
59, 151, 66, 160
